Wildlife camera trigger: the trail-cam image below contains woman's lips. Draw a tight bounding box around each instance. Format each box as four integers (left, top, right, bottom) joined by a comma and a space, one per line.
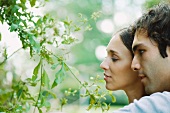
104, 73, 111, 80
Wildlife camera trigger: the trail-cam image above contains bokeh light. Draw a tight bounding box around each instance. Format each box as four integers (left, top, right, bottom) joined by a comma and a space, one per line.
97, 19, 114, 34
95, 45, 107, 61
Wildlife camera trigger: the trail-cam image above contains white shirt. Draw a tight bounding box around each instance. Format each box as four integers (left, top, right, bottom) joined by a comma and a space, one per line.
113, 91, 170, 113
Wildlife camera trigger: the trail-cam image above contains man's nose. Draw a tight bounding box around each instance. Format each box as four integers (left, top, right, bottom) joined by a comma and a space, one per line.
131, 56, 141, 71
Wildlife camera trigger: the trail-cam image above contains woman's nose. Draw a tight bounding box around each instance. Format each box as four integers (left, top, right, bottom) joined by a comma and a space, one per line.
100, 59, 109, 70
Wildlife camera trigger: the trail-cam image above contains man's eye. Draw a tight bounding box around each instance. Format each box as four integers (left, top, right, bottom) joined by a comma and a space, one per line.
111, 58, 118, 62
138, 49, 145, 55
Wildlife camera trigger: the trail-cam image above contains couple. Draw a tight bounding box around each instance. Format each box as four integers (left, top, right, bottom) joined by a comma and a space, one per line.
100, 4, 170, 113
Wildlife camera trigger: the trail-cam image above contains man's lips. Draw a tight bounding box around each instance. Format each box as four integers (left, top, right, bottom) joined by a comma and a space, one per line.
138, 73, 146, 80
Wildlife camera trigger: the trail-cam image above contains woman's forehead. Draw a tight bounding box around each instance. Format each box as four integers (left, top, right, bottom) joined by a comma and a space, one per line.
107, 35, 127, 52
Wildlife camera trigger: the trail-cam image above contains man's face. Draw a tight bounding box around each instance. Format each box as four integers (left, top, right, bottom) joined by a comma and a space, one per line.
131, 29, 170, 95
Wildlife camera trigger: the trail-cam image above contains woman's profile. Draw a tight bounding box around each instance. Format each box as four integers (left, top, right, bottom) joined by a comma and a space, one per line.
100, 28, 145, 103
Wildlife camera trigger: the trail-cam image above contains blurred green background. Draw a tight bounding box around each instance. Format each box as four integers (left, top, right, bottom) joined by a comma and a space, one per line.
43, 0, 165, 110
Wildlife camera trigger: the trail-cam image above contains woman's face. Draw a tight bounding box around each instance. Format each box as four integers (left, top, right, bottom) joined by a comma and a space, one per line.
100, 34, 140, 91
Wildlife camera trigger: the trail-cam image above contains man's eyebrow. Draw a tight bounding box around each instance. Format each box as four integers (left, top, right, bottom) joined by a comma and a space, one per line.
132, 43, 145, 52
132, 45, 138, 52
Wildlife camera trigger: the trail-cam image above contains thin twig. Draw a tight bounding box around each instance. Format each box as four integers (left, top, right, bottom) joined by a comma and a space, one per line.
0, 47, 22, 65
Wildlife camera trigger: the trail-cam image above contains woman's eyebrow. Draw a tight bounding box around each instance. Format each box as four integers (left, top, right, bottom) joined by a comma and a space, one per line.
106, 49, 119, 55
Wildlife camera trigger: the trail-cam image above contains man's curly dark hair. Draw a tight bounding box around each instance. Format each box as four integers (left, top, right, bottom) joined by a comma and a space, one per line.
134, 4, 170, 58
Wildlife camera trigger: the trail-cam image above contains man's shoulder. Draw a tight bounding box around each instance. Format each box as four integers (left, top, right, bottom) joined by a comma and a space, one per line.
150, 91, 170, 97
113, 91, 170, 113
136, 91, 170, 102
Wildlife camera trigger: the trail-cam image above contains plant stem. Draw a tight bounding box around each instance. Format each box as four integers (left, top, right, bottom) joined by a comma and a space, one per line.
33, 59, 43, 113
45, 48, 88, 87
64, 63, 82, 84
0, 47, 22, 66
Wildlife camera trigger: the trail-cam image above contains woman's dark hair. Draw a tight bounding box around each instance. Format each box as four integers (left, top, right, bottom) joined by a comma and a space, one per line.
119, 27, 135, 57
134, 4, 170, 58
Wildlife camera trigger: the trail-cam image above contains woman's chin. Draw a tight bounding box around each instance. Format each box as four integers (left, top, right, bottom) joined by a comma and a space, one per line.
106, 85, 117, 91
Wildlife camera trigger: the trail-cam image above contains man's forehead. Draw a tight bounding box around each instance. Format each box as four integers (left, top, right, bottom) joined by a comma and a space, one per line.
132, 36, 139, 50
134, 29, 148, 41
135, 28, 148, 37
132, 29, 148, 49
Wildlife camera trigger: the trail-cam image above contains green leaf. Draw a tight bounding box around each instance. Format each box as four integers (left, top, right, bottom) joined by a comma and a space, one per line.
51, 69, 63, 88
87, 104, 93, 111
90, 95, 96, 104
51, 79, 57, 89
25, 102, 30, 112
78, 13, 83, 18
20, 0, 26, 4
60, 98, 68, 106
51, 63, 59, 70
16, 105, 22, 112
0, 33, 1, 41
44, 54, 53, 64
42, 90, 57, 99
102, 102, 110, 111
85, 24, 92, 31
17, 89, 23, 99
22, 20, 27, 27
32, 60, 41, 81
0, 15, 3, 23
42, 69, 50, 89
109, 91, 116, 102
61, 37, 75, 45
51, 63, 67, 88
43, 102, 51, 112
102, 102, 108, 108
91, 11, 102, 20
30, 0, 36, 7
63, 21, 70, 26
74, 25, 81, 31
43, 15, 47, 23
98, 79, 105, 83
29, 36, 40, 53
53, 27, 59, 36
38, 108, 42, 113
36, 18, 43, 26
63, 17, 72, 26
48, 91, 57, 98
12, 5, 20, 13
3, 48, 7, 59
10, 24, 18, 32
110, 94, 116, 103
18, 3, 27, 10
30, 46, 33, 57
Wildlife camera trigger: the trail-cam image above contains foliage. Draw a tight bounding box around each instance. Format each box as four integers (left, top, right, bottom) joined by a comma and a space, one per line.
143, 0, 161, 9
0, 0, 113, 113
80, 75, 116, 112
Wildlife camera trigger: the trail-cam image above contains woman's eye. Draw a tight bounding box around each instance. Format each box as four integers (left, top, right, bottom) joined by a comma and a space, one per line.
111, 57, 118, 62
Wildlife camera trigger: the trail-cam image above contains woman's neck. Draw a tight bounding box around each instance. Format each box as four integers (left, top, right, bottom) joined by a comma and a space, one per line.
124, 82, 145, 103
